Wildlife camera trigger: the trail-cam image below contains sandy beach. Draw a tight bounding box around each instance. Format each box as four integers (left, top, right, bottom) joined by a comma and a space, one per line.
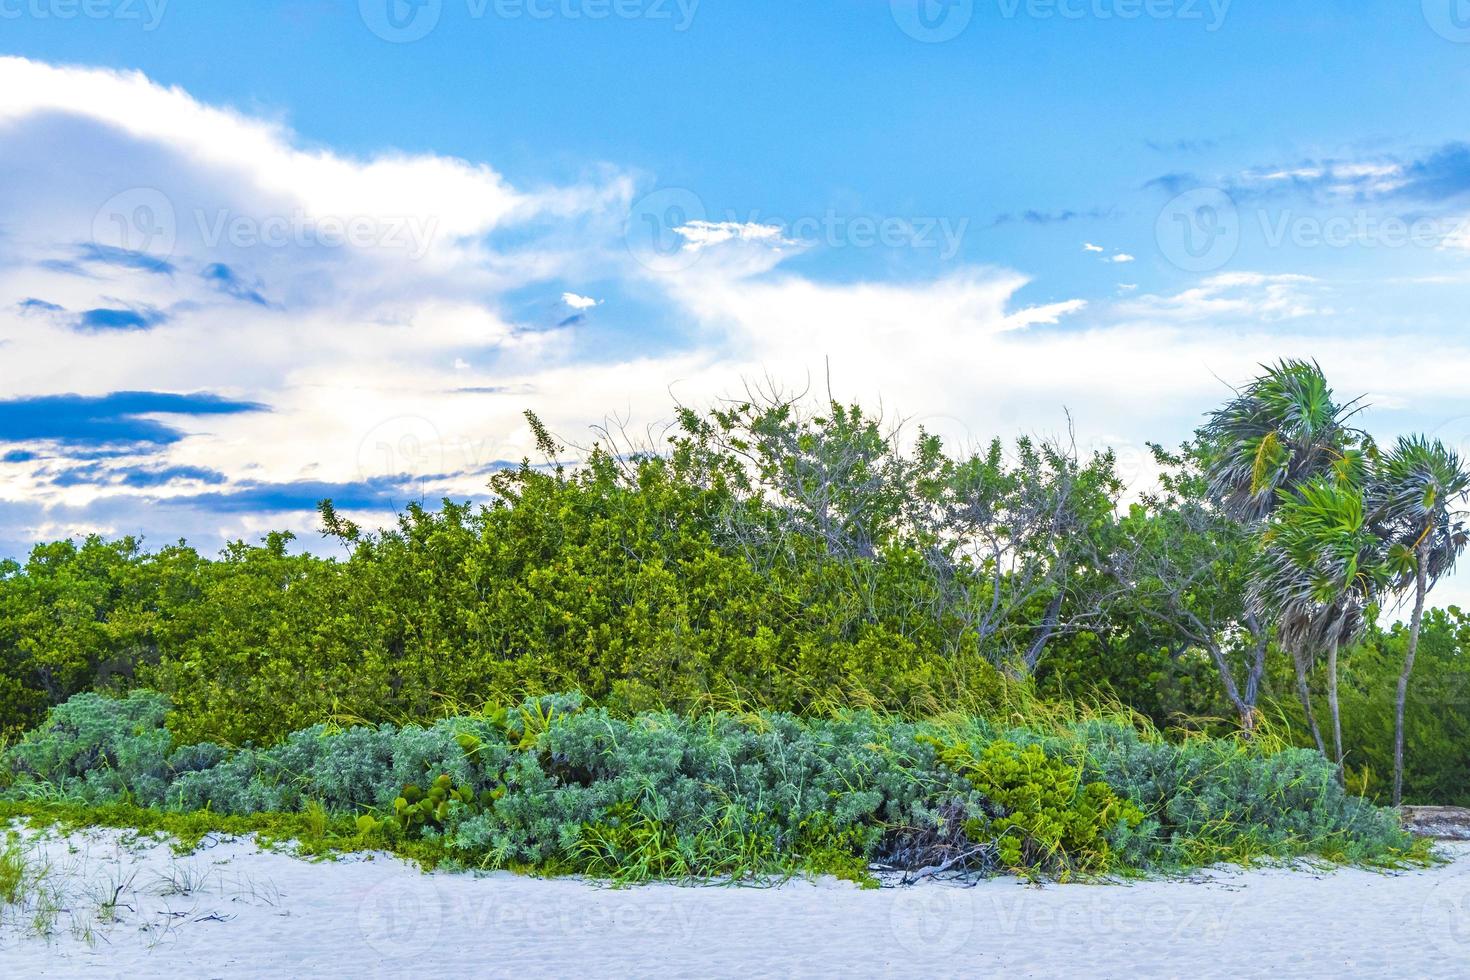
2, 828, 1466, 979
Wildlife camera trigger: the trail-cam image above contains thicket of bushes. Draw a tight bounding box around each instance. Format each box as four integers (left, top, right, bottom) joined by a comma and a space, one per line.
2, 399, 1095, 744
0, 690, 1411, 882
3, 372, 1469, 807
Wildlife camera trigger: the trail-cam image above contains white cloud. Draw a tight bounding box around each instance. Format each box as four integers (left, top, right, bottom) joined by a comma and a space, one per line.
1114, 272, 1323, 322
0, 59, 512, 248
1109, 253, 1136, 263
1083, 242, 1104, 252
562, 292, 601, 310
1437, 217, 1470, 252
6, 57, 1470, 570
1240, 159, 1406, 198
0, 56, 636, 536
675, 220, 790, 251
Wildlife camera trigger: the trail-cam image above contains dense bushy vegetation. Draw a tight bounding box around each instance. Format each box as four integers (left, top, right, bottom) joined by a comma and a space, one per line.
2, 363, 1468, 821
0, 690, 1411, 882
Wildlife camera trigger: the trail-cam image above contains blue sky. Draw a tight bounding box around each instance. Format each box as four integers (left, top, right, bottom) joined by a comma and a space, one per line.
4, 2, 1470, 603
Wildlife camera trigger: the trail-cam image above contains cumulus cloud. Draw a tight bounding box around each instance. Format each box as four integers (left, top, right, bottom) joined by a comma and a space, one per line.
5, 57, 1470, 564
0, 55, 639, 543
0, 57, 553, 246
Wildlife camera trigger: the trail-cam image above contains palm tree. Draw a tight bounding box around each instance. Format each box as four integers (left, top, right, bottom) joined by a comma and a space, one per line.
1201, 359, 1367, 523
1369, 436, 1470, 806
1201, 360, 1369, 750
1253, 478, 1387, 772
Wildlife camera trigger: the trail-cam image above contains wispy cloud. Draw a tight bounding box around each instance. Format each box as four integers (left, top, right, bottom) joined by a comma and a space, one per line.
1148, 142, 1470, 206
675, 220, 791, 250
993, 207, 1116, 227
1144, 138, 1219, 154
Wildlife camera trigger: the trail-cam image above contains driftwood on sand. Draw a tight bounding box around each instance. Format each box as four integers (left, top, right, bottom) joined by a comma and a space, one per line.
1401, 806, 1470, 840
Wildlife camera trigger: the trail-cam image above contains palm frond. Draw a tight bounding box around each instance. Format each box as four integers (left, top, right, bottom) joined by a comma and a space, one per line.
1368, 435, 1470, 595
1201, 359, 1367, 522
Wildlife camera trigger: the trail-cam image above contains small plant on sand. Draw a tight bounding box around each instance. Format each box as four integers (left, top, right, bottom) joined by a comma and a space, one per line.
0, 831, 27, 903
0, 830, 66, 937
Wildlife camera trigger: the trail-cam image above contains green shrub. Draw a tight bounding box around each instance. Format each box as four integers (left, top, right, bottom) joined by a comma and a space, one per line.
1, 691, 1415, 883
4, 691, 184, 805
928, 737, 1143, 875
1053, 720, 1408, 864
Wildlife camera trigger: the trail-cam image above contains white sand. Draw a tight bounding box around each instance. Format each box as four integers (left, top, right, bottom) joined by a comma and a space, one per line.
2, 827, 1467, 978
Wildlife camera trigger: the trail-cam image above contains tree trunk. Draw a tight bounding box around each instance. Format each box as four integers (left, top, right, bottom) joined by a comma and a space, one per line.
1395, 545, 1430, 807
1204, 637, 1256, 735
1238, 613, 1269, 738
1023, 592, 1065, 673
1243, 613, 1268, 711
1293, 649, 1327, 756
1327, 635, 1344, 782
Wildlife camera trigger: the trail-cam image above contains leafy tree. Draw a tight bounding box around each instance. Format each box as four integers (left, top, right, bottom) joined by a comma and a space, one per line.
0, 536, 204, 734
1335, 609, 1470, 805
1109, 443, 1269, 732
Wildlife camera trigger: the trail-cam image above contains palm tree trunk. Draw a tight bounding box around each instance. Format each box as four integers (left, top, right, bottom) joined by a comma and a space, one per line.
1327, 635, 1344, 780
1292, 648, 1327, 756
1394, 547, 1430, 807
